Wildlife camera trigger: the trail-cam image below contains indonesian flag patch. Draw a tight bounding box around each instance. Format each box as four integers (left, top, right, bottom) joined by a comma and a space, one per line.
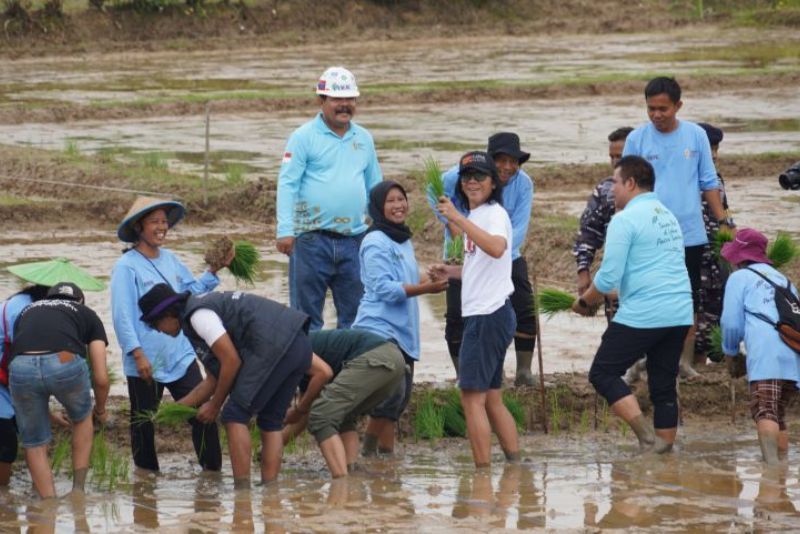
282, 151, 292, 164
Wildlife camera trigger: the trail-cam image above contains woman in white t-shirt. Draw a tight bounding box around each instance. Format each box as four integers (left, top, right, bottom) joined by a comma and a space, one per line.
429, 151, 520, 468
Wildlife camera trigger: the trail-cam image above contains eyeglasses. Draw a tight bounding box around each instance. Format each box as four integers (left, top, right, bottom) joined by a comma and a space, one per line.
460, 173, 490, 183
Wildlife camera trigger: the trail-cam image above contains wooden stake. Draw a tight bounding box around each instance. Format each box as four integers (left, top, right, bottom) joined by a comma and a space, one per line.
532, 272, 549, 434
730, 376, 736, 425
203, 102, 210, 208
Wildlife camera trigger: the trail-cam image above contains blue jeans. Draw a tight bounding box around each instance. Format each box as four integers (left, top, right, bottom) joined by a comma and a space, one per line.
9, 353, 92, 448
289, 231, 364, 331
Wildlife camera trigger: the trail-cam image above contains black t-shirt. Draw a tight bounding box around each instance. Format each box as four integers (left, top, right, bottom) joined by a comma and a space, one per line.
299, 329, 389, 391
11, 299, 108, 358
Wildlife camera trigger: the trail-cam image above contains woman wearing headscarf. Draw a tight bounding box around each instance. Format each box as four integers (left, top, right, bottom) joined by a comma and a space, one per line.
111, 196, 228, 472
351, 181, 448, 455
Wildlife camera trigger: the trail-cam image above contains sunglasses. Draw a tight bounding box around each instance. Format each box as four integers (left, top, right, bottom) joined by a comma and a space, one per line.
460, 173, 490, 183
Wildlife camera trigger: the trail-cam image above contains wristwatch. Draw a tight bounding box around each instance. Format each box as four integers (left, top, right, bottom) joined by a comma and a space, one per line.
717, 217, 736, 228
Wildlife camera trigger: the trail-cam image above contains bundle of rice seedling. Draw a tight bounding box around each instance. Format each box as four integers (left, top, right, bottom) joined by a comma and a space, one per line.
134, 402, 198, 427
445, 236, 464, 265
424, 157, 445, 201
708, 325, 725, 363
91, 430, 129, 489
713, 228, 734, 260
442, 388, 466, 437
229, 240, 260, 284
767, 232, 799, 269
414, 392, 445, 441
537, 288, 576, 318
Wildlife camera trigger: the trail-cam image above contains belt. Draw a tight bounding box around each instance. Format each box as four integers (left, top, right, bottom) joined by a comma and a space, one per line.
20, 351, 76, 363
311, 229, 350, 239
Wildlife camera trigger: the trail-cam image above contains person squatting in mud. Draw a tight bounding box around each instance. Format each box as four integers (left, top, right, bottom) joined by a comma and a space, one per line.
572, 155, 693, 453
282, 328, 406, 478
111, 196, 229, 473
429, 151, 521, 468
138, 283, 312, 488
429, 133, 537, 387
351, 181, 448, 456
720, 229, 800, 465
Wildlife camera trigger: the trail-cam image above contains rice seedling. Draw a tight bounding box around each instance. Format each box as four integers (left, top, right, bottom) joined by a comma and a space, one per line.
90, 430, 129, 490
133, 402, 198, 427
537, 288, 576, 319
767, 232, 799, 269
445, 236, 464, 265
502, 392, 525, 431
713, 228, 734, 260
229, 241, 260, 285
64, 140, 80, 158
620, 423, 629, 438
598, 399, 610, 433
549, 388, 562, 436
414, 392, 445, 441
51, 435, 71, 475
442, 388, 466, 437
142, 152, 167, 170
423, 157, 445, 202
578, 409, 591, 435
708, 325, 725, 363
225, 163, 246, 186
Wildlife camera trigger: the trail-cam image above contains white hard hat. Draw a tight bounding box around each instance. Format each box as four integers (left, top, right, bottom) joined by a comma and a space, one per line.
315, 66, 360, 98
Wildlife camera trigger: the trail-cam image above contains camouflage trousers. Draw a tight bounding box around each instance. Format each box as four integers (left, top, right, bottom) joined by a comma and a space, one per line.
695, 244, 730, 354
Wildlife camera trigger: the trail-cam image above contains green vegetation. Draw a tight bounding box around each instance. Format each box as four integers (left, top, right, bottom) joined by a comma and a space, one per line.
414, 392, 445, 441
141, 151, 167, 170
90, 430, 129, 490
228, 240, 260, 285
51, 436, 71, 474
0, 194, 34, 206
445, 236, 464, 265
709, 325, 725, 362
225, 163, 246, 186
423, 156, 445, 200
64, 139, 80, 158
767, 232, 800, 269
634, 41, 800, 67
537, 288, 576, 318
134, 402, 198, 426
713, 228, 735, 260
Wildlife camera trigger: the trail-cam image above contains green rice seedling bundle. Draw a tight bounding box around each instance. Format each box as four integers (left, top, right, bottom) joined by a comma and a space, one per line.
51, 436, 71, 474
502, 392, 525, 431
537, 288, 576, 318
414, 392, 444, 441
91, 430, 129, 489
424, 157, 445, 201
229, 240, 260, 284
713, 228, 734, 260
445, 236, 464, 265
442, 388, 466, 437
134, 403, 198, 427
708, 325, 725, 363
767, 232, 799, 269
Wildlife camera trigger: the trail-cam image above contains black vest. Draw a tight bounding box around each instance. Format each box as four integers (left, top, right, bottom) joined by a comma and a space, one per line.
182, 291, 309, 411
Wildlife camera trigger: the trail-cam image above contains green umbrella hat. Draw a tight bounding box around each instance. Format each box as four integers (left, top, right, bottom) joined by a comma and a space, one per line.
117, 196, 185, 243
7, 258, 106, 292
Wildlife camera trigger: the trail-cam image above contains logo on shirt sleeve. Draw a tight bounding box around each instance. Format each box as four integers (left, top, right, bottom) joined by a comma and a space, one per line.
282, 152, 292, 164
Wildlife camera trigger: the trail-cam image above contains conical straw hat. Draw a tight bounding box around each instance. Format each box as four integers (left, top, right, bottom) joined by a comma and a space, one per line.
7, 257, 106, 291
117, 196, 185, 243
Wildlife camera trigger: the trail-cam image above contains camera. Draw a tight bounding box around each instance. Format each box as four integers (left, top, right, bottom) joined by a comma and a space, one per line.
779, 161, 800, 190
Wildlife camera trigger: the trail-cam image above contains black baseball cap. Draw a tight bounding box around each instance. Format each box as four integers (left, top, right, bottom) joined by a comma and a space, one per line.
458, 151, 498, 179
46, 282, 85, 303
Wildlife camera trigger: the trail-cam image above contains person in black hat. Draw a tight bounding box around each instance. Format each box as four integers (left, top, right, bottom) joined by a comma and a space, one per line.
429, 151, 521, 468
427, 133, 536, 386
138, 283, 312, 488
8, 282, 110, 498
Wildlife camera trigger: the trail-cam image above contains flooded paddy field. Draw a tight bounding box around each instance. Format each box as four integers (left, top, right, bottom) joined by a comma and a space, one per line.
2, 421, 800, 531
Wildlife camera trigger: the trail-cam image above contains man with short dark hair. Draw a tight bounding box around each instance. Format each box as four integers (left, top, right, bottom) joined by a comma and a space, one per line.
623, 77, 732, 379
573, 156, 693, 454
276, 66, 383, 331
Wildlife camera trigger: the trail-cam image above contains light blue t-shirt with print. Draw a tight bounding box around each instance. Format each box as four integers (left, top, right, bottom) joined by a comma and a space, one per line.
623, 120, 719, 247
351, 230, 421, 360
276, 113, 383, 238
594, 192, 694, 329
721, 264, 800, 383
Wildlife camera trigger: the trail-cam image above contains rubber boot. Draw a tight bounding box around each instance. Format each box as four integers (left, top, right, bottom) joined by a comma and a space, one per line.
651, 435, 673, 454
627, 414, 655, 450
514, 350, 535, 387
758, 431, 780, 466
679, 334, 700, 380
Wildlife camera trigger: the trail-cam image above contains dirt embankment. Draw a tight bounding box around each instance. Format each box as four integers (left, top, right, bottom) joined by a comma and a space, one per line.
0, 0, 722, 60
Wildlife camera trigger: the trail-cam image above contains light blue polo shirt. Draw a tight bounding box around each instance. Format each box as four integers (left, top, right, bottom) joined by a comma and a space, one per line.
721, 264, 800, 383
594, 192, 693, 329
429, 164, 534, 260
276, 113, 383, 238
623, 120, 719, 247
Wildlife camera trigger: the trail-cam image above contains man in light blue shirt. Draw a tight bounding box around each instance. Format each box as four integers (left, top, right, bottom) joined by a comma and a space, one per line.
427, 133, 536, 386
573, 155, 693, 454
623, 76, 733, 378
276, 66, 383, 331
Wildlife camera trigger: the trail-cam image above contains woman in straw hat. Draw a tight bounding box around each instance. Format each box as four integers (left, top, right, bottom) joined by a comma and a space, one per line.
111, 196, 229, 472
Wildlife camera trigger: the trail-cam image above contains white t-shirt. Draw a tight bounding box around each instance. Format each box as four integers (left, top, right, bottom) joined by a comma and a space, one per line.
189, 308, 227, 347
461, 202, 514, 317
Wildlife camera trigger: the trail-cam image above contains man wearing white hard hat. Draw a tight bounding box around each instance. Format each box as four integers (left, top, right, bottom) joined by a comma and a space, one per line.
276, 66, 383, 330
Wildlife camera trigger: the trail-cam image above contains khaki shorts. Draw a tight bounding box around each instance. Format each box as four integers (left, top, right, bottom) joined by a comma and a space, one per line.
308, 342, 405, 443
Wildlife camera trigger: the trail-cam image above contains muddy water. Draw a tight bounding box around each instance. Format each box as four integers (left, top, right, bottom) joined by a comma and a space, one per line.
2, 421, 799, 531
2, 88, 799, 180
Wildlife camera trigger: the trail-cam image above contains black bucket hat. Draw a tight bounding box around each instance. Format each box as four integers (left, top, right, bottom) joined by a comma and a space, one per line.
487, 132, 530, 165
697, 123, 723, 147
138, 283, 189, 322
46, 282, 85, 303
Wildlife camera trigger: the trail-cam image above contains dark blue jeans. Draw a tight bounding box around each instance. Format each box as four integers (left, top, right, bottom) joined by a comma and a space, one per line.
289, 230, 364, 331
